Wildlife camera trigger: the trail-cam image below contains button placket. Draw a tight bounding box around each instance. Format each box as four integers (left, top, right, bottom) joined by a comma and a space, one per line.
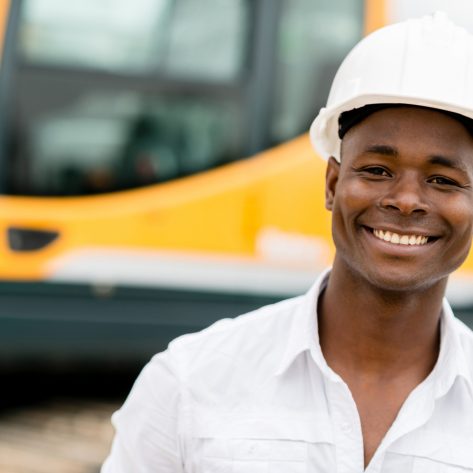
328, 378, 364, 473
367, 384, 436, 473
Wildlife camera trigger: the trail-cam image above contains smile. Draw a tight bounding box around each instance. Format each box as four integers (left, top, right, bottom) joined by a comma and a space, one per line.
372, 229, 430, 246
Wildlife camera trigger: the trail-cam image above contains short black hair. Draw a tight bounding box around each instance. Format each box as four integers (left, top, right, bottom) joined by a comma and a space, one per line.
338, 104, 473, 140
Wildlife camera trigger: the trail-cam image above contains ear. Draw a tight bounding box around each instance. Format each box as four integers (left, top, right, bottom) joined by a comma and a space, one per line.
325, 157, 340, 211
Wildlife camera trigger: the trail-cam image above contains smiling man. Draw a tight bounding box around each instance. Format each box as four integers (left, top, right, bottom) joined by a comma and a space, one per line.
102, 13, 473, 473
318, 105, 473, 468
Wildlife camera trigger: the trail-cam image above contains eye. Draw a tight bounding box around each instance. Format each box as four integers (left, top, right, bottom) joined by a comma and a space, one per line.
428, 176, 459, 186
358, 166, 391, 177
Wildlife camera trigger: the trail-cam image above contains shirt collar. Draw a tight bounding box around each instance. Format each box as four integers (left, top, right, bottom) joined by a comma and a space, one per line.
274, 268, 331, 377
275, 269, 473, 398
431, 298, 473, 398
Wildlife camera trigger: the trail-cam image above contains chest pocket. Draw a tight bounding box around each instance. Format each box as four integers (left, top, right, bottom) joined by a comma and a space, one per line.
202, 438, 306, 473
385, 430, 473, 473
189, 410, 333, 473
412, 458, 473, 473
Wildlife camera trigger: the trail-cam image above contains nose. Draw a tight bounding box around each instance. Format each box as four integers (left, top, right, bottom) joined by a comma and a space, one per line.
379, 174, 429, 215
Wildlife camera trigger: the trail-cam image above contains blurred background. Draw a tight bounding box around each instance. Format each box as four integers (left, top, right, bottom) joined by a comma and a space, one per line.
0, 0, 472, 471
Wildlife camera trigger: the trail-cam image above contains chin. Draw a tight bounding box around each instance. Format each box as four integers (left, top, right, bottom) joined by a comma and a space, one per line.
359, 265, 449, 294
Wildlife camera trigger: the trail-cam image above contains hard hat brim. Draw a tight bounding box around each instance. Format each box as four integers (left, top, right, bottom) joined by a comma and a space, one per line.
310, 95, 473, 162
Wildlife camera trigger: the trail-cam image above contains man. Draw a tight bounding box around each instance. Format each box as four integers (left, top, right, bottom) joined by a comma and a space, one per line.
102, 13, 473, 472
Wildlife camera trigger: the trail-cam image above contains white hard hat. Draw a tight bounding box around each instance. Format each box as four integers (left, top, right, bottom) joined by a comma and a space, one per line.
310, 12, 473, 162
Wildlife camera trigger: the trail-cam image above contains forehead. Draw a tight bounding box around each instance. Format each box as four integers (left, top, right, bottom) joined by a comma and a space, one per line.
340, 106, 473, 163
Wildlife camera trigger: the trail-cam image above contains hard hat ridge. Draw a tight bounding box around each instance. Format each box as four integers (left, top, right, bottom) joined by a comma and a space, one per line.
310, 12, 473, 161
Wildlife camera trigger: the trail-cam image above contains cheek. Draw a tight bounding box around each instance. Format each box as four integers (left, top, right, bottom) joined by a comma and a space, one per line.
444, 197, 473, 233
331, 181, 373, 243
333, 179, 374, 217
440, 197, 473, 256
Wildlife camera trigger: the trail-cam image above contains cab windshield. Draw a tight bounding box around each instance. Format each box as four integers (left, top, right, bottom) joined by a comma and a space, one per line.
1, 0, 363, 195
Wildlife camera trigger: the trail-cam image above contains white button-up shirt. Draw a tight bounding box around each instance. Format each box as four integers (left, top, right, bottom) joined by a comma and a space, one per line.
102, 270, 473, 472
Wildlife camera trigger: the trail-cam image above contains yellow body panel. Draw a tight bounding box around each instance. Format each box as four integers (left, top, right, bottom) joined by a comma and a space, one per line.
363, 0, 387, 35
0, 135, 332, 279
0, 0, 9, 54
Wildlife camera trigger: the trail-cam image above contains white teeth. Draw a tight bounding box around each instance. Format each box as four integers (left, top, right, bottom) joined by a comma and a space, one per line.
373, 229, 430, 246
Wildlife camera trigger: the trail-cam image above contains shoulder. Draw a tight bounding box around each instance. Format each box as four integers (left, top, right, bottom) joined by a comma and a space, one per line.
144, 295, 304, 396
167, 295, 302, 367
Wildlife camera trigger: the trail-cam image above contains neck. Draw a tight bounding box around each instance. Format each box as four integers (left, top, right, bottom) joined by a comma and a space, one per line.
318, 260, 444, 381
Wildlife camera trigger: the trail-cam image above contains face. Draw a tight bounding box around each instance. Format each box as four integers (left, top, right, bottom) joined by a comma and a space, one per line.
326, 106, 473, 292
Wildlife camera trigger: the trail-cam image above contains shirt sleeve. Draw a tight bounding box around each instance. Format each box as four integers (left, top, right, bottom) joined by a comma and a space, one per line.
101, 349, 185, 473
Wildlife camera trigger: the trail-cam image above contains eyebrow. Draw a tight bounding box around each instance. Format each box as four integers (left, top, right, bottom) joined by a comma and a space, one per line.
364, 145, 399, 157
428, 155, 467, 172
364, 145, 468, 172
